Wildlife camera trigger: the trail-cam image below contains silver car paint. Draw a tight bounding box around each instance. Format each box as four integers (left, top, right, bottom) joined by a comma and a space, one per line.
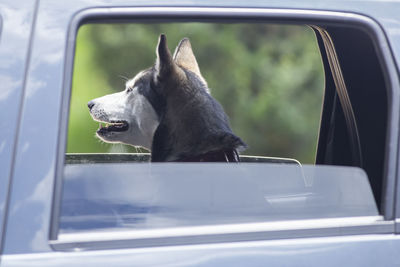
0, 0, 37, 254
1, 0, 400, 266
4, 235, 400, 267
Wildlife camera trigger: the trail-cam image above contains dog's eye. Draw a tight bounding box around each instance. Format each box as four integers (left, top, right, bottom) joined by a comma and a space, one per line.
126, 87, 133, 93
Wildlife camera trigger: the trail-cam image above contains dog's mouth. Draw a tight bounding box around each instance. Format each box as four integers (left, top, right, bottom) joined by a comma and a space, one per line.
97, 120, 129, 134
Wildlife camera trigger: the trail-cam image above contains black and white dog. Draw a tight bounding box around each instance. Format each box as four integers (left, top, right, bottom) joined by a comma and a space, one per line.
88, 34, 246, 162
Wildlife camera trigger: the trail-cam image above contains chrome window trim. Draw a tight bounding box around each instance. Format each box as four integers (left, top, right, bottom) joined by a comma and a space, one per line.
51, 6, 400, 245
51, 216, 393, 251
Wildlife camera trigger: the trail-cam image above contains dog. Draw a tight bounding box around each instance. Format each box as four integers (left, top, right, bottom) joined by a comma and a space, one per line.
88, 34, 246, 162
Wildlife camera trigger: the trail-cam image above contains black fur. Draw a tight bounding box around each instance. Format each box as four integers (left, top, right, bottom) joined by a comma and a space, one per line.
139, 34, 246, 162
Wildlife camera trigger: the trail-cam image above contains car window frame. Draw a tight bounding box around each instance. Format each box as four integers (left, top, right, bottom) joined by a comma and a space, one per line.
50, 7, 400, 251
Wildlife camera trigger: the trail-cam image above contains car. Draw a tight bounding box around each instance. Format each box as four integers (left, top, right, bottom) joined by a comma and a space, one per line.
1, 0, 400, 266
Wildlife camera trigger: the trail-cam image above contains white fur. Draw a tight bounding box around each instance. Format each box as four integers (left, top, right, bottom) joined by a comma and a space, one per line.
89, 79, 159, 150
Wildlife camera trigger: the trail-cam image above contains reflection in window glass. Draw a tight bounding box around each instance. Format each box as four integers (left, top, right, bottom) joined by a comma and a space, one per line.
60, 164, 377, 233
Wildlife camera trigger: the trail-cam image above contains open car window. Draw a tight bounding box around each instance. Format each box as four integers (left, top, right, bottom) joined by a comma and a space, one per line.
67, 23, 324, 163
61, 22, 329, 232
52, 9, 395, 248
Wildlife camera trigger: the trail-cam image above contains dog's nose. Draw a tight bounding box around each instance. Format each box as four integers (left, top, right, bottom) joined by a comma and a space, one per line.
87, 101, 95, 110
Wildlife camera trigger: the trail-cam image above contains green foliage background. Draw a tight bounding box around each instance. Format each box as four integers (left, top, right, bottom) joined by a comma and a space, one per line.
67, 23, 324, 163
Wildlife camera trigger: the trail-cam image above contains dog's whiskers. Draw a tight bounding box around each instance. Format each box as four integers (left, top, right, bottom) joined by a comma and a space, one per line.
118, 75, 129, 82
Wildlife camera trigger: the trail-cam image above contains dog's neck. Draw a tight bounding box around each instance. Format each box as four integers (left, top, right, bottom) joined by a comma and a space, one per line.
150, 121, 244, 162
175, 149, 240, 162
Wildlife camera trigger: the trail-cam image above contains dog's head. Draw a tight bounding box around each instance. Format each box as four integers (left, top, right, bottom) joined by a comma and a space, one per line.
87, 34, 208, 150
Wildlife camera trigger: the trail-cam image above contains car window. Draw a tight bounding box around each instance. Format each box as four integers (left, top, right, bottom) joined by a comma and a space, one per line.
67, 23, 324, 163
61, 163, 377, 233
54, 17, 390, 246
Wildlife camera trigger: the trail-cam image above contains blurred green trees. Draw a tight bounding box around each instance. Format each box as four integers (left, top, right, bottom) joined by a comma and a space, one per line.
67, 23, 324, 163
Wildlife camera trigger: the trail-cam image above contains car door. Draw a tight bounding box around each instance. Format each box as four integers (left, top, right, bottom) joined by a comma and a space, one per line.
2, 1, 400, 267
0, 0, 37, 258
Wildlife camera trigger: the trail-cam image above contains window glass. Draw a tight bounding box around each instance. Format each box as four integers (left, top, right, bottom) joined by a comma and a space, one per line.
61, 163, 378, 233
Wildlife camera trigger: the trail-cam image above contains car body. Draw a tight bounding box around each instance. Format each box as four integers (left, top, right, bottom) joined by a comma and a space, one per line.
1, 0, 400, 266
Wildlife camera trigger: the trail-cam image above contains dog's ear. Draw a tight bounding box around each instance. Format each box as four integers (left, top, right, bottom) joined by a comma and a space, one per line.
173, 38, 207, 86
155, 34, 175, 78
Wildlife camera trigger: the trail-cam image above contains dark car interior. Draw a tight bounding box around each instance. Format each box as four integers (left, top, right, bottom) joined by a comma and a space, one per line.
314, 25, 388, 212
